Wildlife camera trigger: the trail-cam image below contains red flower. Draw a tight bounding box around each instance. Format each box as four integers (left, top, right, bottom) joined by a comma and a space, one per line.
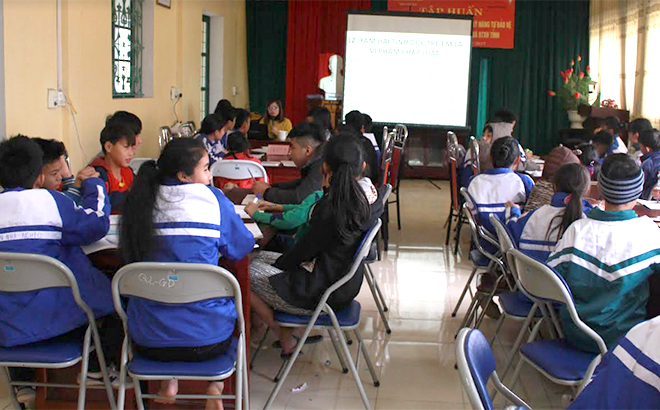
586, 65, 591, 72
574, 92, 580, 99
564, 77, 570, 84
578, 54, 582, 62
579, 72, 585, 79
548, 91, 556, 96
571, 59, 575, 66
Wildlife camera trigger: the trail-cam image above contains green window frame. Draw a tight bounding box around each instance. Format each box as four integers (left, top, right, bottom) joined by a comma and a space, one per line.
200, 15, 211, 121
112, 0, 143, 98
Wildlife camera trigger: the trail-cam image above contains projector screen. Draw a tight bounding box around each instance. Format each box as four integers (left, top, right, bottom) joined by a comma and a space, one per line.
342, 13, 473, 127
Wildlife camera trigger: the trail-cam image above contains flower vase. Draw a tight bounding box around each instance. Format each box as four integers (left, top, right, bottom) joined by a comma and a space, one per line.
567, 110, 586, 129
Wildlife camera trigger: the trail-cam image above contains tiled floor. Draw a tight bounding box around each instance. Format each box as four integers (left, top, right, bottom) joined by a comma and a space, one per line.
0, 180, 572, 410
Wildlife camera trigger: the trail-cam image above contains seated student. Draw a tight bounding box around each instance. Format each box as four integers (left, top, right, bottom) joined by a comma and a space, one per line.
627, 117, 653, 158
252, 122, 325, 204
459, 124, 495, 189
638, 129, 660, 199
524, 146, 581, 212
33, 138, 99, 205
214, 98, 234, 120
363, 113, 381, 155
306, 106, 332, 141
260, 99, 293, 139
0, 136, 118, 394
599, 116, 628, 154
216, 133, 264, 190
232, 108, 251, 136
466, 136, 534, 253
120, 138, 254, 409
593, 130, 616, 165
345, 110, 381, 162
568, 315, 660, 410
548, 154, 660, 352
106, 110, 143, 150
249, 134, 383, 356
574, 142, 600, 180
197, 112, 236, 165
90, 123, 136, 214
506, 163, 591, 261
488, 108, 528, 166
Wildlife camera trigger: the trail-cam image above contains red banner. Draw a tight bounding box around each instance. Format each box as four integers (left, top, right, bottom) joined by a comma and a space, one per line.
388, 0, 516, 49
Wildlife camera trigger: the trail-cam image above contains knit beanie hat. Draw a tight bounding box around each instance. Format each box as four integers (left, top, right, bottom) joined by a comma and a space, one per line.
542, 146, 580, 180
598, 169, 644, 205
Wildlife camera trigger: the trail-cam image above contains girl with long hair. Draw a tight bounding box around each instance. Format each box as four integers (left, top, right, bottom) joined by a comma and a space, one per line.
259, 99, 293, 139
120, 138, 254, 409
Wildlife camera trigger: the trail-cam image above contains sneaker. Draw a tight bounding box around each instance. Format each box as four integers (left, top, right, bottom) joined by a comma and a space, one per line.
78, 365, 133, 389
16, 386, 36, 404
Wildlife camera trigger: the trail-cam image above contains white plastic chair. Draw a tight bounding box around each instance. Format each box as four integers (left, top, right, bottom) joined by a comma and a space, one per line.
210, 159, 269, 185
112, 262, 248, 410
0, 252, 116, 410
129, 158, 153, 174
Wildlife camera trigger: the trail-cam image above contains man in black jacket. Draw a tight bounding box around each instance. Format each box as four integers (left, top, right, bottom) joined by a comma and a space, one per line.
252, 122, 325, 204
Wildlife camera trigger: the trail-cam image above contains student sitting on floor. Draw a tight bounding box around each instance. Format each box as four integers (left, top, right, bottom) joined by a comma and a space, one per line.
197, 111, 235, 165
524, 145, 581, 212
216, 133, 264, 190
249, 134, 383, 356
465, 136, 534, 253
506, 163, 591, 261
120, 138, 254, 409
252, 122, 325, 204
33, 137, 99, 205
0, 136, 118, 398
638, 129, 660, 199
90, 122, 136, 214
548, 154, 660, 352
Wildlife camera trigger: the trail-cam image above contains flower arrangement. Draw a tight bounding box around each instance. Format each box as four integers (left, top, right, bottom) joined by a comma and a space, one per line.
547, 54, 598, 111
601, 98, 619, 109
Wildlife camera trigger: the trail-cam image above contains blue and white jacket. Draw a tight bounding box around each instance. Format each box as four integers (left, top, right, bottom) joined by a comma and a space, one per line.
127, 181, 255, 348
505, 192, 592, 262
0, 178, 114, 347
465, 168, 534, 253
641, 150, 660, 199
548, 208, 660, 352
569, 316, 660, 409
196, 133, 227, 165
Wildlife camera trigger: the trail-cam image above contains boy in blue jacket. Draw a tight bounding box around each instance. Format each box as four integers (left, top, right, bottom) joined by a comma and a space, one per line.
638, 128, 660, 199
0, 136, 117, 400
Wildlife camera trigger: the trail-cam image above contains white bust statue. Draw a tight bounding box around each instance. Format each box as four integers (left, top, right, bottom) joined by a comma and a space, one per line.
319, 54, 344, 101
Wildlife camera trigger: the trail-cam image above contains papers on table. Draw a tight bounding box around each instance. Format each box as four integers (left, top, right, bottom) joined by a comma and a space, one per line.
525, 170, 543, 178
251, 147, 268, 154
638, 199, 660, 210
252, 153, 265, 160
261, 161, 282, 167
241, 194, 257, 205
82, 215, 120, 255
281, 160, 296, 167
244, 222, 263, 239
234, 205, 250, 219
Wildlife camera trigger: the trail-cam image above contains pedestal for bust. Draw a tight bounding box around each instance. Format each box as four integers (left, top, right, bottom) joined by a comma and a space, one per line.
321, 100, 342, 129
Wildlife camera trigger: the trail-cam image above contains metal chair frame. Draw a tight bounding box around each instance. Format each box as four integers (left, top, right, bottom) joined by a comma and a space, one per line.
444, 131, 467, 255
112, 262, 248, 410
210, 159, 269, 185
0, 252, 116, 410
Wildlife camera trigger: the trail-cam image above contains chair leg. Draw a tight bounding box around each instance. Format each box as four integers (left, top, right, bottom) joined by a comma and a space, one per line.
117, 338, 129, 410
396, 194, 402, 230
376, 235, 382, 261
453, 216, 464, 255
133, 378, 146, 410
89, 324, 117, 410
451, 267, 478, 317
372, 270, 389, 313
489, 312, 507, 347
456, 292, 481, 337
445, 209, 454, 246
382, 207, 390, 251
76, 328, 93, 410
498, 304, 539, 382
345, 330, 353, 345
330, 317, 372, 410
355, 329, 380, 387
250, 326, 270, 370
243, 348, 250, 410
365, 265, 391, 334
328, 329, 349, 374
1, 366, 21, 410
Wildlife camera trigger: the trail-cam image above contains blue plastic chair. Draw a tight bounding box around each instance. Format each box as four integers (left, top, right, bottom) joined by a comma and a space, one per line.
506, 249, 608, 394
111, 262, 249, 410
263, 219, 383, 410
0, 252, 116, 410
456, 328, 530, 410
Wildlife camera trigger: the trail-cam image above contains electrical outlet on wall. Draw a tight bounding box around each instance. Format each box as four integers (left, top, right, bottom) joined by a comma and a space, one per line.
232, 86, 238, 96
47, 89, 67, 109
170, 87, 182, 101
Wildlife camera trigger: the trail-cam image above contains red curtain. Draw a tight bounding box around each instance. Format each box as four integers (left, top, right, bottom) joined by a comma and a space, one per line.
284, 0, 371, 124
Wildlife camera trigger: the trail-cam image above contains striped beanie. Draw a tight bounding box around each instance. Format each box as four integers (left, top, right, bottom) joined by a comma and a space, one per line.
598, 169, 645, 205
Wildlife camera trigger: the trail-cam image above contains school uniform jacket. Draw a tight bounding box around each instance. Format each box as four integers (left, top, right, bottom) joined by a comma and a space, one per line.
641, 150, 660, 199
506, 192, 592, 262
264, 154, 324, 205
568, 316, 660, 409
0, 178, 114, 347
196, 133, 227, 165
547, 208, 660, 352
126, 181, 255, 348
466, 167, 534, 252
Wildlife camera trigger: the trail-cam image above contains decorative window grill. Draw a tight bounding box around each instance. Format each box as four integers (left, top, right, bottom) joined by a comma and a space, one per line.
112, 0, 143, 98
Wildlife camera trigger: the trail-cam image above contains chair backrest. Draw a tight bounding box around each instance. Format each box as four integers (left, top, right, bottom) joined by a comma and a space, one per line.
380, 128, 396, 186
159, 126, 173, 151
129, 158, 153, 174
393, 124, 408, 149
0, 252, 94, 319
380, 184, 393, 208
469, 136, 481, 175
447, 132, 461, 213
489, 214, 515, 255
389, 146, 403, 189
111, 262, 245, 339
460, 188, 500, 254
210, 159, 269, 184
508, 249, 608, 355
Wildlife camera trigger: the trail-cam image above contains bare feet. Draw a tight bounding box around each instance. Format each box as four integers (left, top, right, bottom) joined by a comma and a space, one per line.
205, 381, 224, 410
155, 379, 178, 404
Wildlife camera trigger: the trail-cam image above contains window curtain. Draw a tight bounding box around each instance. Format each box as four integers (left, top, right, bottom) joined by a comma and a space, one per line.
284, 0, 371, 124
246, 0, 288, 113
590, 0, 660, 125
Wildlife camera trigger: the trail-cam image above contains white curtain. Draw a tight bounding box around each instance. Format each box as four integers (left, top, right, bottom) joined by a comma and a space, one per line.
590, 0, 660, 125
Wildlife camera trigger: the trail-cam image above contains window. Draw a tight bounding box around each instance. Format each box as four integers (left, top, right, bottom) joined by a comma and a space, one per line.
112, 0, 144, 98
200, 15, 211, 121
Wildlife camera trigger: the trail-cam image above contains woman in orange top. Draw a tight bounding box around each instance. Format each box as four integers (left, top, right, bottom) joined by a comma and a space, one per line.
216, 133, 265, 190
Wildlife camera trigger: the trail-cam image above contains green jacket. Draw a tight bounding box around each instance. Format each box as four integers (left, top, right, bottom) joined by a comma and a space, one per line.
251, 190, 323, 239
